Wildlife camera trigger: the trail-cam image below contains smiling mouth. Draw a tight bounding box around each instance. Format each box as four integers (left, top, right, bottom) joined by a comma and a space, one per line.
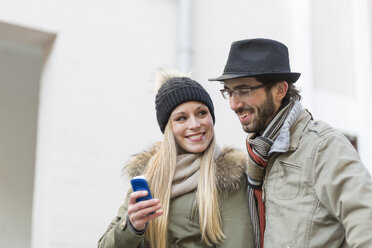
186, 133, 205, 141
239, 110, 254, 119
238, 113, 249, 120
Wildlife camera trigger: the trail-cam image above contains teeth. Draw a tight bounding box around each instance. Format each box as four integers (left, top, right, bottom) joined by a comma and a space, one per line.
188, 134, 203, 139
239, 113, 249, 119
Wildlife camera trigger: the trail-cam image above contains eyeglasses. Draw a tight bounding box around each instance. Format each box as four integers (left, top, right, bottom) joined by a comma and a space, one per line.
220, 84, 266, 100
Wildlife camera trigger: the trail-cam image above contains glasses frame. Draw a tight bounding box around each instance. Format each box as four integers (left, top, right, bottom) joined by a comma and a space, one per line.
220, 84, 266, 100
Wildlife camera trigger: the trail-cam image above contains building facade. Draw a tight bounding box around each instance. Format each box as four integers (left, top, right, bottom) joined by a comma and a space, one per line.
0, 0, 371, 247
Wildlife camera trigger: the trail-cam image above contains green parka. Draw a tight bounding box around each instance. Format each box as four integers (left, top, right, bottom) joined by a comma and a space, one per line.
98, 146, 254, 248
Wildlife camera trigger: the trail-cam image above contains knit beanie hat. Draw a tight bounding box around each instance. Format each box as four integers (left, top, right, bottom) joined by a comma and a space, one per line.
155, 71, 215, 133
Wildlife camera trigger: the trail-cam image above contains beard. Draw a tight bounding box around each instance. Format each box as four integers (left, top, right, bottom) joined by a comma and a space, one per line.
241, 93, 277, 134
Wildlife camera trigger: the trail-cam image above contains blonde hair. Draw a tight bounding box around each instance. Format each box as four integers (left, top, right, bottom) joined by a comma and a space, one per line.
145, 118, 225, 248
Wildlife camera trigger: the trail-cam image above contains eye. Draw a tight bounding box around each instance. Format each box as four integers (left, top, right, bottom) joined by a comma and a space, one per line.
237, 88, 250, 95
174, 115, 187, 122
223, 89, 232, 96
197, 110, 208, 116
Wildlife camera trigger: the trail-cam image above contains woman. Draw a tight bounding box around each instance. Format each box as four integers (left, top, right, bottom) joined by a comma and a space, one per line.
98, 70, 254, 248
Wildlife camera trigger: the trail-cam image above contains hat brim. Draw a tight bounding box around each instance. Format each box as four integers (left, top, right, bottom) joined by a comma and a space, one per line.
208, 72, 301, 84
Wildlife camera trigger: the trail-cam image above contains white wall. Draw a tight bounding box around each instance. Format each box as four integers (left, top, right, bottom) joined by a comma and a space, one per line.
1, 1, 178, 247
0, 39, 42, 248
311, 0, 372, 168
0, 0, 371, 248
311, 0, 357, 132
0, 21, 55, 248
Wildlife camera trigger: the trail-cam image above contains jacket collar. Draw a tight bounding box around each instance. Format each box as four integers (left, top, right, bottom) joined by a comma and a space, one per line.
269, 101, 303, 156
123, 144, 247, 196
288, 109, 312, 151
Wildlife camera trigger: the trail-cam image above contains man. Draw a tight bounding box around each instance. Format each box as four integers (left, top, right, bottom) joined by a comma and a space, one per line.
209, 38, 372, 248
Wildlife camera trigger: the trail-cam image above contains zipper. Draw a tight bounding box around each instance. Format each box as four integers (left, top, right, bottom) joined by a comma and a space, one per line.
279, 160, 301, 179
279, 160, 301, 169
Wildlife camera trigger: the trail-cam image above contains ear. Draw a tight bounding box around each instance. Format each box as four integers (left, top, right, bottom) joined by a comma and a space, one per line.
275, 81, 288, 102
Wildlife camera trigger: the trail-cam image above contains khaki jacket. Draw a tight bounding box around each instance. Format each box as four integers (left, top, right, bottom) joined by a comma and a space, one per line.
263, 110, 372, 248
98, 147, 254, 248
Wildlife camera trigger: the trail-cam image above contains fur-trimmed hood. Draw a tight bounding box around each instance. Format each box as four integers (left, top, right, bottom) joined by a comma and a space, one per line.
124, 143, 248, 196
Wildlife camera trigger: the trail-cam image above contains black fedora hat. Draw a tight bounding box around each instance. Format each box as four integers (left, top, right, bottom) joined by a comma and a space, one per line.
208, 38, 300, 83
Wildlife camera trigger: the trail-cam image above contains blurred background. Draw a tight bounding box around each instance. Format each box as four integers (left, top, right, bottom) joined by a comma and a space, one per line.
0, 0, 371, 247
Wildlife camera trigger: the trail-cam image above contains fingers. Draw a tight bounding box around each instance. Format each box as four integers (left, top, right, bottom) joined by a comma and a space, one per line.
138, 208, 163, 227
128, 197, 161, 217
128, 202, 163, 231
127, 191, 163, 231
128, 190, 149, 205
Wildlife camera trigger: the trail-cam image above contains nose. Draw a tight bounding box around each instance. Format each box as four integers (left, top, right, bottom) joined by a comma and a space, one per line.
188, 117, 201, 129
229, 95, 243, 111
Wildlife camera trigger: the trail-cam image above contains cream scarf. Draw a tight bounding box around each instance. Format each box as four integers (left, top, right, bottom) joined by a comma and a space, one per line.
171, 146, 221, 199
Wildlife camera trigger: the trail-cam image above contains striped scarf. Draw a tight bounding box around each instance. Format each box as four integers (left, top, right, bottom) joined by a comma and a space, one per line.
246, 101, 294, 248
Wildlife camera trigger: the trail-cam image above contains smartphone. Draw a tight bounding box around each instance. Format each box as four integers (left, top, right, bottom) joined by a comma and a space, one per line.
130, 175, 153, 202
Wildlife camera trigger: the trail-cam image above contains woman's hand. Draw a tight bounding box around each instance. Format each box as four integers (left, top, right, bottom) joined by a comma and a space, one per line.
127, 190, 163, 231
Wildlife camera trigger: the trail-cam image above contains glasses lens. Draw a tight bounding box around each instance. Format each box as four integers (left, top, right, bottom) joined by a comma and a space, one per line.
220, 89, 228, 99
